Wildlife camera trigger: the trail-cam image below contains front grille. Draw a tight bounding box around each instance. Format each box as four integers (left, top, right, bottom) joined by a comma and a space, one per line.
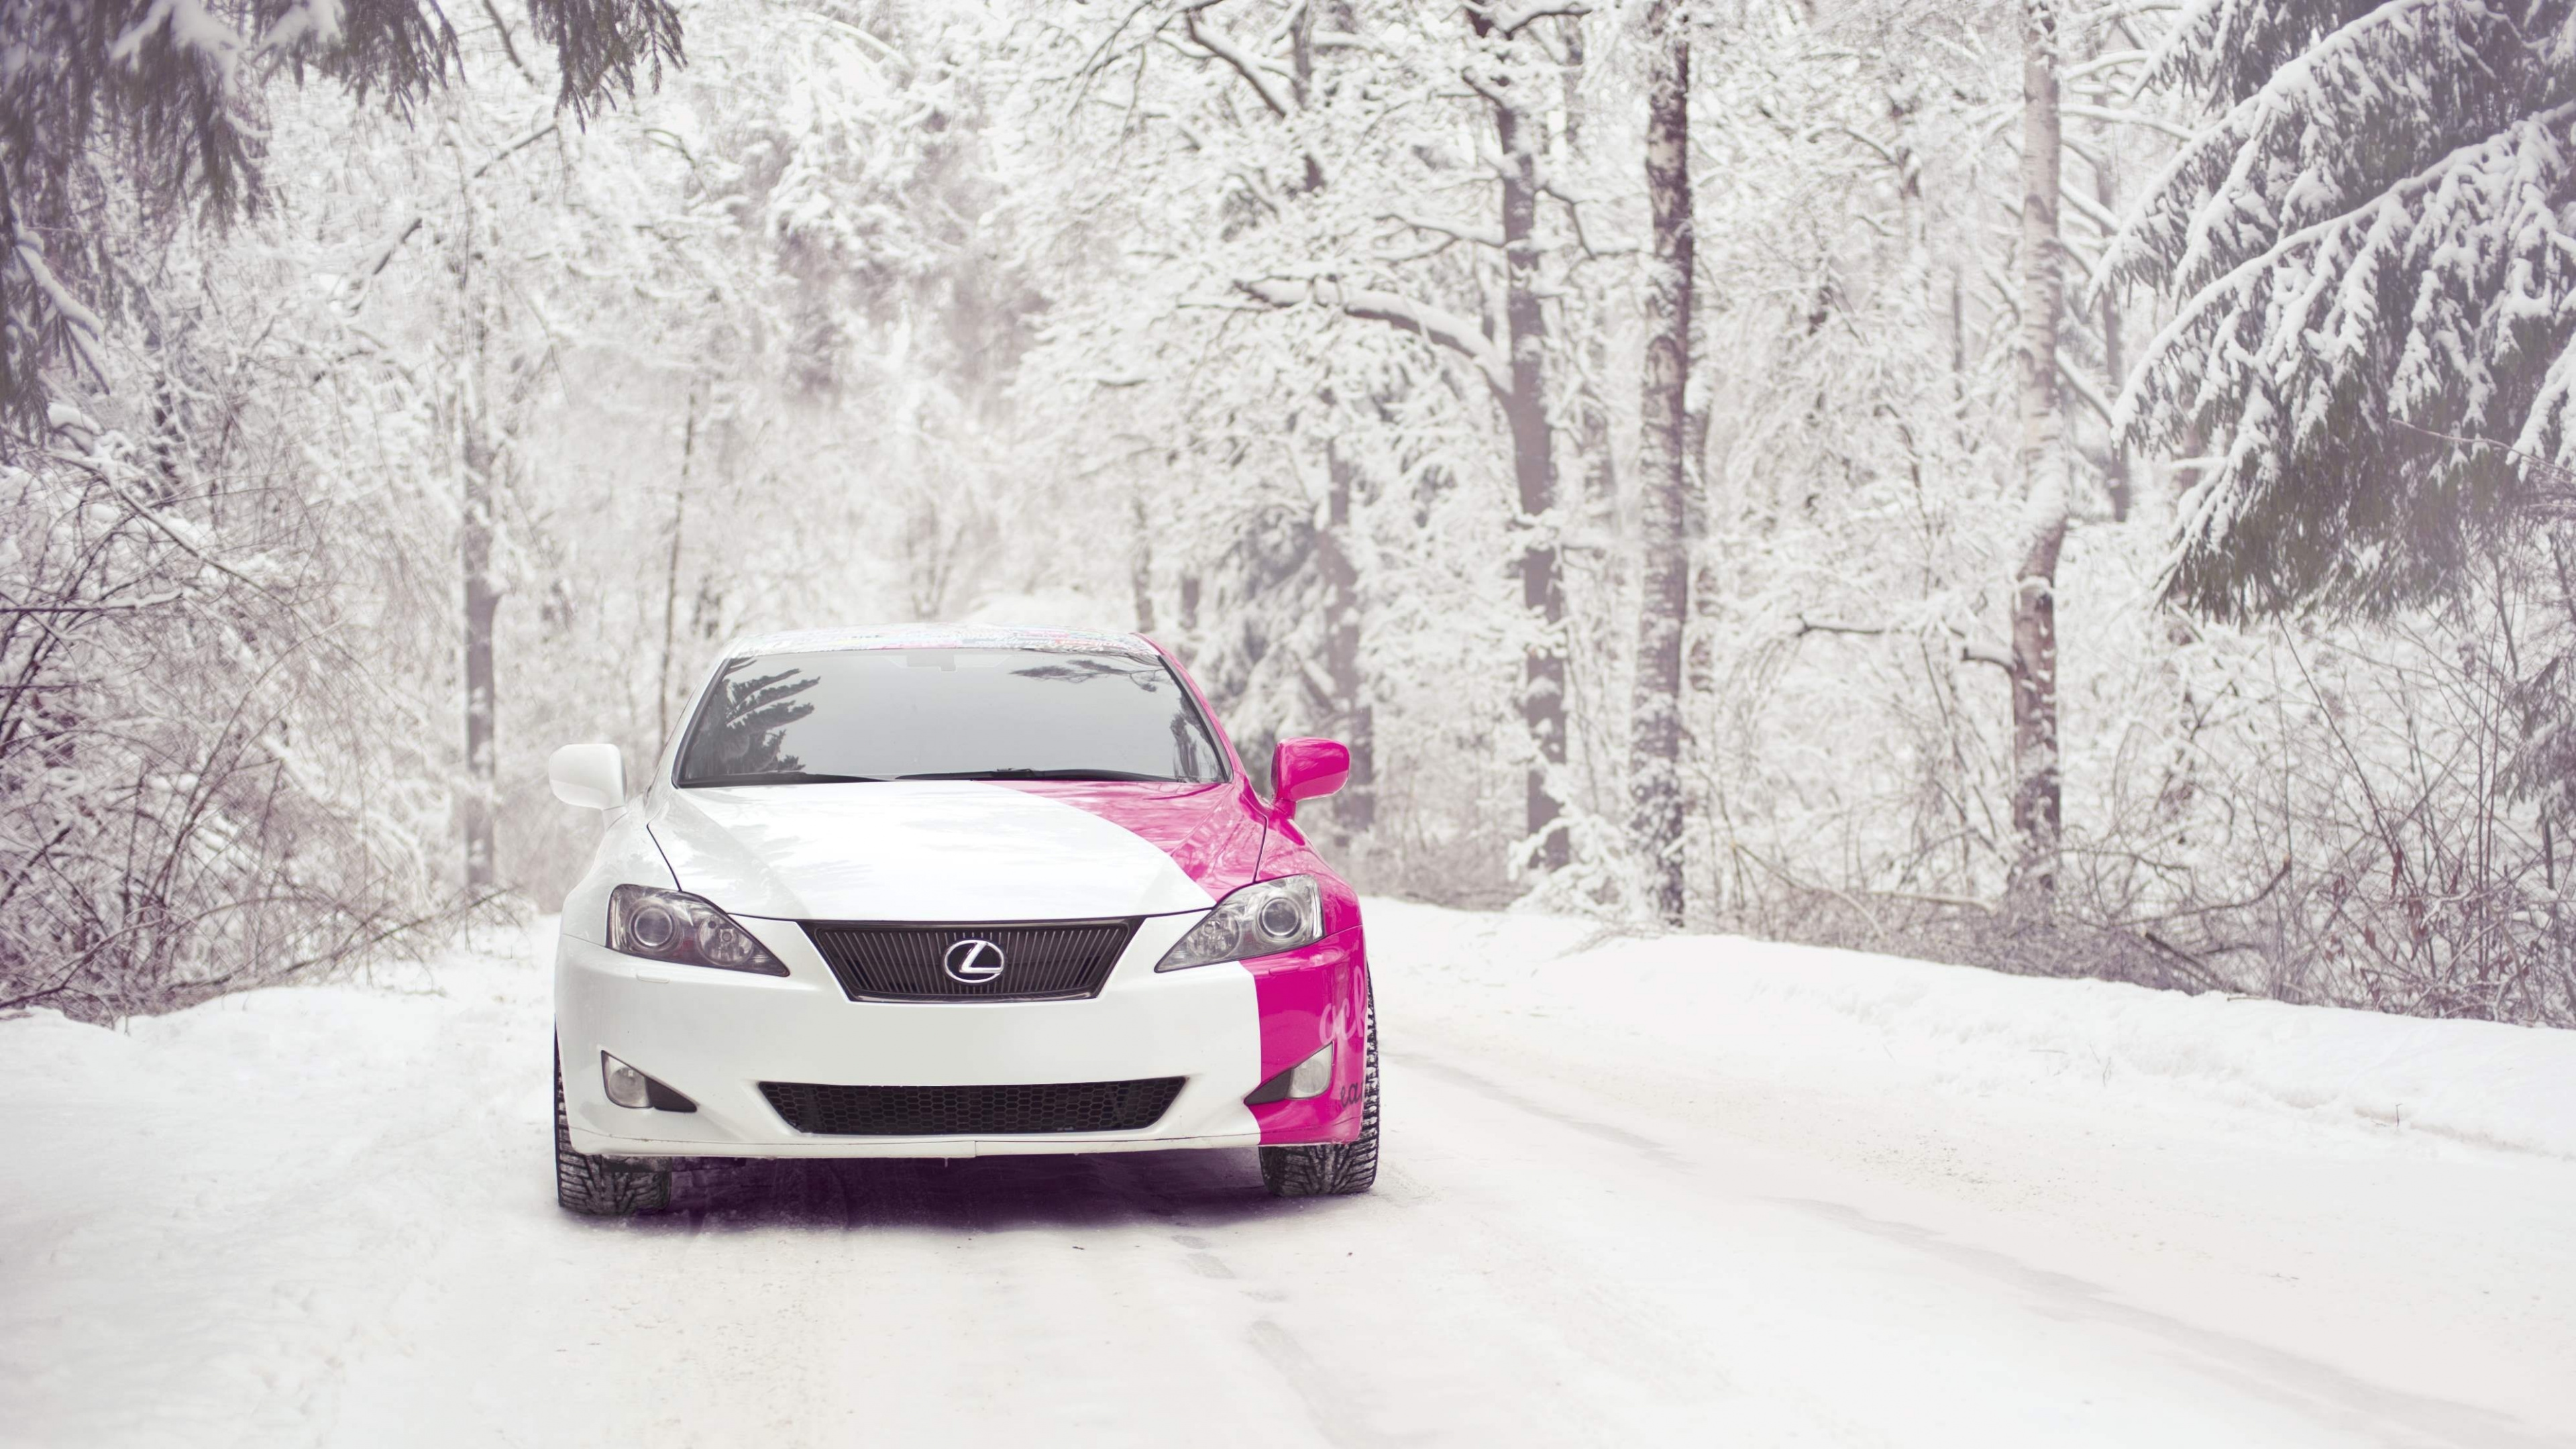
802, 918, 1138, 1002
759, 1078, 1186, 1136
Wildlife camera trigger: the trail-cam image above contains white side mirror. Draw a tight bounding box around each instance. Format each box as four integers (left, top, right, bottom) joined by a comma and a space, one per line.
548, 743, 627, 811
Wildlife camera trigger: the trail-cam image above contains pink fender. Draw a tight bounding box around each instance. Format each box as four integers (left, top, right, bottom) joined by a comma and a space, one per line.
1242, 931, 1369, 1142
1010, 636, 1370, 1146
1240, 814, 1368, 1143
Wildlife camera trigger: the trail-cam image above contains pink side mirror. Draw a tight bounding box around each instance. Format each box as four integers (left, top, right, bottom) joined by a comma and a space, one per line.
1269, 737, 1350, 820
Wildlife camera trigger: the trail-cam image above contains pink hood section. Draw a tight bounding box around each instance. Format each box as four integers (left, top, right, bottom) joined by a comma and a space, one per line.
998, 779, 1271, 902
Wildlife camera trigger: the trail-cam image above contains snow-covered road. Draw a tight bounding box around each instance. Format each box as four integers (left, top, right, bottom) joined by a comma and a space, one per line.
7, 900, 2574, 1446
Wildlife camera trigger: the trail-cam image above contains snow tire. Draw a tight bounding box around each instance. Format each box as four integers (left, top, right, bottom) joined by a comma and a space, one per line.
554, 1042, 672, 1216
1258, 978, 1379, 1198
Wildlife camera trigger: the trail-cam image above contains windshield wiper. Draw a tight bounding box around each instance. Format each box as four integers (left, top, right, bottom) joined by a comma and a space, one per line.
681, 771, 888, 787
896, 767, 1180, 782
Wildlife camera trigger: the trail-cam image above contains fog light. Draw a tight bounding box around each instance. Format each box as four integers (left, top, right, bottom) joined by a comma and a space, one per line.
1245, 1042, 1336, 1106
601, 1052, 652, 1109
1286, 1042, 1335, 1099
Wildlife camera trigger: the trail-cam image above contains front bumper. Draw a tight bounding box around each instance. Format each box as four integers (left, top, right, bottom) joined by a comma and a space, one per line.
556, 912, 1358, 1159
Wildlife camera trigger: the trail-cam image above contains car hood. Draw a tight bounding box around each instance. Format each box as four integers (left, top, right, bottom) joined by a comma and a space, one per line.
646, 777, 1267, 922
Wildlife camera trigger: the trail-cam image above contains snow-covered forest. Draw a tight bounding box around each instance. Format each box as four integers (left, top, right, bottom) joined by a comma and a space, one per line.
6, 0, 2575, 1027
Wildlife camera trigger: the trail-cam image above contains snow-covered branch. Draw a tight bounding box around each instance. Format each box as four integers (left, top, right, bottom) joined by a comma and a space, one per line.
1382, 211, 1505, 250
10, 241, 110, 386
2059, 103, 2198, 142
1465, 1, 1591, 38
2057, 356, 2118, 428
1183, 7, 1295, 118
1237, 277, 1511, 399
2061, 48, 2151, 82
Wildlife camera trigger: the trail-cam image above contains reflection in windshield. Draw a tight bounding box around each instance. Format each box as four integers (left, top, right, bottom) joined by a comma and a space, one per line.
674, 648, 1227, 787
1168, 697, 1213, 782
683, 665, 819, 780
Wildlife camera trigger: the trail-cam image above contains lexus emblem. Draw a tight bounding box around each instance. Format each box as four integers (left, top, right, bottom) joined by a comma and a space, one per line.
943, 937, 1006, 984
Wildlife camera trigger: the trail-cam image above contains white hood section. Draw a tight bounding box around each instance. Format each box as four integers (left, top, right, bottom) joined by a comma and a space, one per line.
647, 780, 1217, 922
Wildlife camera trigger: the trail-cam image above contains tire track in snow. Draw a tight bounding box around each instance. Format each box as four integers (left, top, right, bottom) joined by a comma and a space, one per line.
1244, 1318, 1430, 1449
1400, 1042, 2555, 1448
1784, 1198, 2558, 1449
1153, 1216, 1420, 1444
1392, 1052, 1684, 1167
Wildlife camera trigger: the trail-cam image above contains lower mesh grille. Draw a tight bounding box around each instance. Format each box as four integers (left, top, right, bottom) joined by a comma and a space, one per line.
759, 1078, 1186, 1136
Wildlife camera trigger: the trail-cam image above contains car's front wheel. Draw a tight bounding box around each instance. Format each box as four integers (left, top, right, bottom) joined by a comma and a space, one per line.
554, 1042, 672, 1216
1258, 980, 1379, 1197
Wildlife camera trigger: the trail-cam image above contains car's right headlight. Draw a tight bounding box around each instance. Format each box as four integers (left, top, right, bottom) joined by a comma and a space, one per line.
1155, 875, 1324, 971
608, 883, 788, 975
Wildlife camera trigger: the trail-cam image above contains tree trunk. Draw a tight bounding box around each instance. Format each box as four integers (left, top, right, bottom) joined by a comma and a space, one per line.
2092, 143, 2133, 523
1561, 9, 1615, 535
1684, 307, 1722, 917
454, 188, 503, 896
2010, 0, 2068, 916
460, 390, 499, 895
1320, 437, 1375, 843
1472, 17, 1567, 872
1128, 488, 1158, 635
656, 386, 699, 744
1576, 375, 1617, 532
1631, 1, 1693, 925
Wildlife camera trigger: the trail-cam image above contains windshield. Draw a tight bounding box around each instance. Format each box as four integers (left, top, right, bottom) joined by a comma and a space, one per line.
674, 647, 1229, 787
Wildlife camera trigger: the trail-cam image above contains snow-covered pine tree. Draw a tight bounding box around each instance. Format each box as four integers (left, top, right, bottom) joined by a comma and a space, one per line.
2112, 0, 2576, 616
0, 0, 685, 435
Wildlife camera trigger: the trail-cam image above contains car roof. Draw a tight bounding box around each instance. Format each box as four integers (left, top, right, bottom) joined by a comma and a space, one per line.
719, 623, 1159, 660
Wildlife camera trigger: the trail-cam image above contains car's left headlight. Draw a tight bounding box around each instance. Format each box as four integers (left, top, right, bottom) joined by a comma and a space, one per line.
1156, 875, 1324, 971
608, 883, 789, 975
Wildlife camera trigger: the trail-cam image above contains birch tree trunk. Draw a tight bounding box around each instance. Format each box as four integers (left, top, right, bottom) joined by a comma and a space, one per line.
2009, 0, 2068, 917
1630, 0, 1693, 924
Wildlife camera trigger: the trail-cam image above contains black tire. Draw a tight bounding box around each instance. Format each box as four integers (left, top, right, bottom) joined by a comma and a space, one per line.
1259, 978, 1379, 1197
554, 1042, 672, 1216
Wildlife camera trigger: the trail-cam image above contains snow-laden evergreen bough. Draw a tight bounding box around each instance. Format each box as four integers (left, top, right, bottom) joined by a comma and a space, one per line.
2111, 0, 2576, 617
0, 0, 688, 1014
0, 0, 685, 433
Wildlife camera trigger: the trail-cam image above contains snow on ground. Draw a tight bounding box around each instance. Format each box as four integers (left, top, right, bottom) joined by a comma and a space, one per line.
1368, 900, 2576, 1159
4, 900, 2573, 1446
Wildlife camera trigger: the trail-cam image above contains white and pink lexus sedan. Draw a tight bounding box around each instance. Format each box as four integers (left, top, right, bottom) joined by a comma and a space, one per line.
544, 625, 1376, 1214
